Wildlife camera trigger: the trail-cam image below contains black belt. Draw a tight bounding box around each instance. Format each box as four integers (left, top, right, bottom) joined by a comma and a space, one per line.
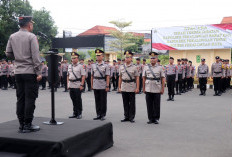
122, 79, 135, 83
69, 78, 81, 82
199, 72, 206, 74
214, 72, 221, 74
94, 77, 105, 80
146, 77, 160, 80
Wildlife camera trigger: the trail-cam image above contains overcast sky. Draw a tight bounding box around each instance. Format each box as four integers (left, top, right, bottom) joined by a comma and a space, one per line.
29, 0, 232, 37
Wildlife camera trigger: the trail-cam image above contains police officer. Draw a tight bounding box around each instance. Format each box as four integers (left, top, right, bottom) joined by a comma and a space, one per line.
41, 61, 48, 90
211, 56, 223, 96
116, 59, 121, 92
136, 58, 143, 94
91, 49, 110, 121
197, 59, 209, 96
1, 59, 9, 90
143, 52, 165, 124
111, 60, 117, 91
67, 52, 86, 119
86, 60, 92, 91
61, 59, 69, 92
191, 63, 195, 89
5, 16, 41, 133
165, 57, 178, 101
186, 60, 192, 90
176, 59, 184, 95
119, 50, 139, 123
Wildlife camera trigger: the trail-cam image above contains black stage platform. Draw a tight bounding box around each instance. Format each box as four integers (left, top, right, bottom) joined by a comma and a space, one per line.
0, 117, 113, 157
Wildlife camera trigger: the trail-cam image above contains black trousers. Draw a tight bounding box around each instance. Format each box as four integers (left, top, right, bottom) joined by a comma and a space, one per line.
111, 73, 116, 90
121, 92, 136, 120
69, 88, 82, 116
145, 93, 161, 121
116, 73, 119, 90
227, 77, 231, 89
139, 74, 142, 92
1, 75, 8, 89
191, 77, 194, 88
167, 74, 175, 96
41, 76, 47, 89
176, 74, 182, 92
187, 78, 191, 89
94, 89, 107, 117
0, 76, 2, 88
221, 78, 226, 92
86, 72, 91, 91
182, 75, 187, 91
8, 75, 13, 86
12, 76, 16, 88
15, 74, 38, 124
62, 72, 67, 91
199, 77, 207, 92
213, 77, 221, 92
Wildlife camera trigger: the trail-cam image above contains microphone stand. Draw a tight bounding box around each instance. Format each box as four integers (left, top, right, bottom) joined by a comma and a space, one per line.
38, 33, 64, 125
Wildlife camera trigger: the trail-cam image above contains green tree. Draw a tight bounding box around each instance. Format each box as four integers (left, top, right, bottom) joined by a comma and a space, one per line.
159, 55, 169, 65
0, 1, 58, 58
109, 20, 135, 58
78, 52, 86, 60
33, 8, 58, 53
125, 35, 144, 53
0, 0, 32, 58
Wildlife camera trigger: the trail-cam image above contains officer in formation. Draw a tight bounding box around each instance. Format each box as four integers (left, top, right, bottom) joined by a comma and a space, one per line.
165, 57, 177, 101
211, 56, 224, 96
0, 59, 9, 90
111, 60, 117, 91
5, 16, 41, 133
176, 59, 184, 95
61, 59, 69, 92
136, 58, 143, 94
91, 49, 110, 121
143, 52, 165, 124
118, 50, 139, 123
67, 52, 86, 119
86, 60, 92, 91
115, 58, 122, 93
196, 58, 209, 96
41, 61, 48, 90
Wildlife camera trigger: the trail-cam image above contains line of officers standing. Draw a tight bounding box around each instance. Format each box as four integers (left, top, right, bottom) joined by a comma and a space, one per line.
0, 59, 16, 90
164, 56, 232, 100
66, 49, 165, 124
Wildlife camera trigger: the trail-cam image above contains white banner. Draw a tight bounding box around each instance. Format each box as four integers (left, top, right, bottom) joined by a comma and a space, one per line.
152, 24, 232, 50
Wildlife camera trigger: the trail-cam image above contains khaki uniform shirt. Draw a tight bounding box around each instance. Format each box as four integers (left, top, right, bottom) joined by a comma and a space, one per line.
136, 63, 142, 75
119, 63, 139, 92
197, 64, 209, 78
61, 63, 69, 73
143, 64, 165, 93
5, 28, 41, 75
68, 63, 86, 88
41, 65, 48, 77
165, 64, 178, 80
91, 62, 110, 89
1, 63, 9, 75
211, 62, 223, 77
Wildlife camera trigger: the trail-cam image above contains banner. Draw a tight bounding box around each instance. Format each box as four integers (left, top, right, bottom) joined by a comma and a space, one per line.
152, 24, 232, 50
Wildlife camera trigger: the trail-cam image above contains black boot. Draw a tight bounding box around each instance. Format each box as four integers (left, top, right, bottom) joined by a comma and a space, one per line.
23, 123, 40, 133
203, 90, 206, 96
199, 90, 203, 96
213, 91, 218, 96
167, 95, 172, 101
171, 95, 174, 101
18, 117, 24, 133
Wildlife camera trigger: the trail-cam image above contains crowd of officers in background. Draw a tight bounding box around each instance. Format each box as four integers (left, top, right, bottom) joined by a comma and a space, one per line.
1, 52, 231, 124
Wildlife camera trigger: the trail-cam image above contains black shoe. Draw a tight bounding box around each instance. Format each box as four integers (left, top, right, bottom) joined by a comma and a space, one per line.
18, 125, 24, 133
218, 92, 222, 96
23, 124, 40, 133
69, 115, 77, 118
93, 116, 101, 120
199, 92, 203, 96
167, 95, 172, 101
178, 93, 181, 95
147, 120, 153, 124
154, 120, 159, 124
121, 118, 129, 122
100, 116, 105, 121
203, 91, 206, 96
76, 115, 82, 119
130, 119, 135, 123
63, 90, 68, 92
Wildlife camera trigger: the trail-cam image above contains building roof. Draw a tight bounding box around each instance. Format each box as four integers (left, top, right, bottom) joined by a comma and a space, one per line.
221, 16, 232, 24
78, 25, 117, 36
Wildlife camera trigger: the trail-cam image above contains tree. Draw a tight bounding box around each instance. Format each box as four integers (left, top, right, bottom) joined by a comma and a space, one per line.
78, 52, 86, 60
0, 1, 58, 58
0, 0, 32, 58
125, 35, 144, 53
109, 20, 135, 58
33, 8, 58, 53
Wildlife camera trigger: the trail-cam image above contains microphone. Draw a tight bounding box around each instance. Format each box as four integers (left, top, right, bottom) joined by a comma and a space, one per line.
38, 31, 47, 38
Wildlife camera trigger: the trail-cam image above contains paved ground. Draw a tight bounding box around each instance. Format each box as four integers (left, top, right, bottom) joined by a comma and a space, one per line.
0, 87, 232, 157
